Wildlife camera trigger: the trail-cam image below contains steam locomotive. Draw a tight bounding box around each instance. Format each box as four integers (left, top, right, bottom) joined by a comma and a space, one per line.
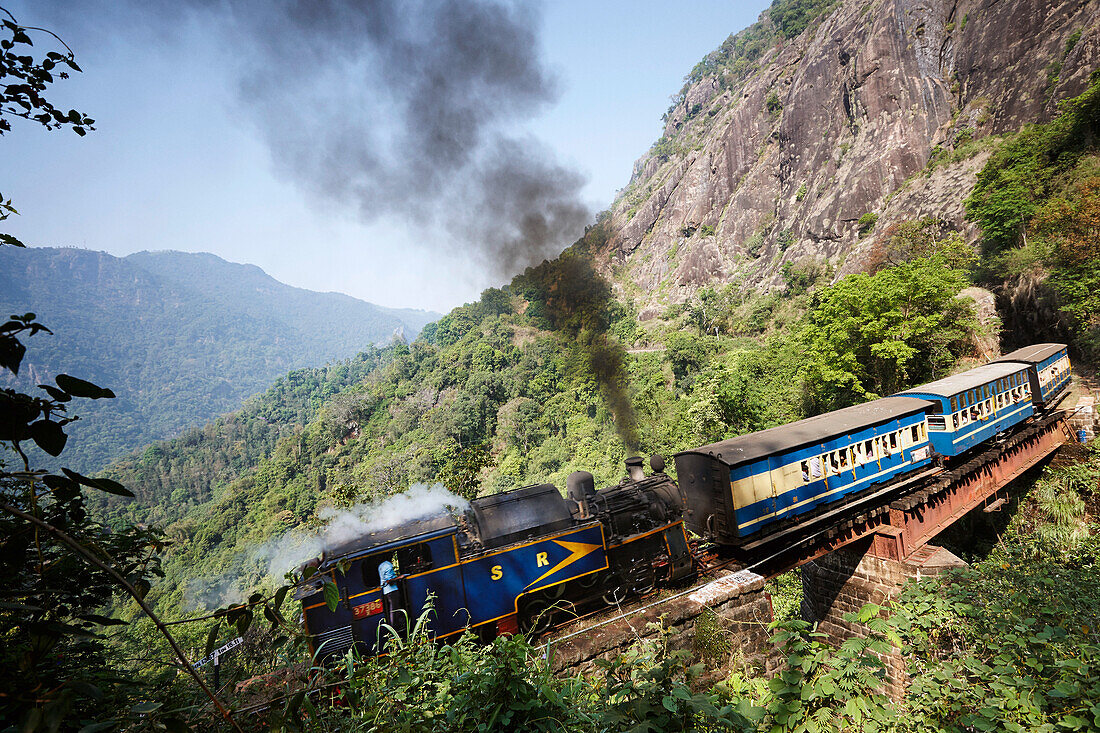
297, 343, 1071, 661
298, 456, 694, 661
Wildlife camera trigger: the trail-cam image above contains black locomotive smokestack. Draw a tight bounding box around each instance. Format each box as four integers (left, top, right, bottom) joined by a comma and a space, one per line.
625, 457, 645, 482
567, 470, 596, 517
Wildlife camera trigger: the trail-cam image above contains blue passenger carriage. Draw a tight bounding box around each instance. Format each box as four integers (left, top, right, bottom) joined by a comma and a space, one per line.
674, 396, 935, 545
991, 343, 1071, 409
898, 362, 1034, 458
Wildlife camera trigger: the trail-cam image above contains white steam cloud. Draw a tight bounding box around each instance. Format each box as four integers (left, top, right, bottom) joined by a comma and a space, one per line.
183, 483, 469, 610
259, 483, 469, 578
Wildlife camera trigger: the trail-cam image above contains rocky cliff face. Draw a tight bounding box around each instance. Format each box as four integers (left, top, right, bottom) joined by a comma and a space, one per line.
600, 0, 1099, 319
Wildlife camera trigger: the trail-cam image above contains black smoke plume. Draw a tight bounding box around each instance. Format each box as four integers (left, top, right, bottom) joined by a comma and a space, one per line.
227, 0, 591, 277
42, 0, 640, 448
515, 230, 639, 453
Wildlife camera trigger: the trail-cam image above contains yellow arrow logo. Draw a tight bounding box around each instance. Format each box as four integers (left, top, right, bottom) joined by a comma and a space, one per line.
525, 539, 602, 590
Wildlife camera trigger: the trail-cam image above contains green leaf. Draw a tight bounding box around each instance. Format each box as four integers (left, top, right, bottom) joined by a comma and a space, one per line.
0, 332, 27, 373
55, 374, 114, 399
30, 419, 67, 456
274, 584, 290, 609
77, 723, 116, 733
77, 614, 128, 626
323, 580, 340, 612
61, 468, 135, 497
38, 384, 71, 402
204, 624, 220, 658
236, 609, 253, 636
162, 716, 191, 733
130, 701, 162, 714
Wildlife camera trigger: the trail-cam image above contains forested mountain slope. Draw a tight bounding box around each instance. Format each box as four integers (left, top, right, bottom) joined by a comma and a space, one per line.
0, 247, 437, 471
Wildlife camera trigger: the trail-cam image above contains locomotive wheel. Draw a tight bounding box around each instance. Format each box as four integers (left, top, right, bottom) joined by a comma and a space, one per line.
601, 577, 629, 606
578, 571, 600, 589
519, 597, 555, 635
543, 581, 567, 600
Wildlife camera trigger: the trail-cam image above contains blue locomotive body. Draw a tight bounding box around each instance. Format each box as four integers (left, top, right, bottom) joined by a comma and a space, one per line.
298, 469, 694, 662
299, 519, 609, 661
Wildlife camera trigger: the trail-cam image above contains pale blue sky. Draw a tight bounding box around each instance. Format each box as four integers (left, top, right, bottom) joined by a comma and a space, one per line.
3, 1, 770, 312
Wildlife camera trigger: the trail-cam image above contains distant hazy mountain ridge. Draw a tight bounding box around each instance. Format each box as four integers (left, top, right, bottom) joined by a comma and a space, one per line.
0, 247, 438, 471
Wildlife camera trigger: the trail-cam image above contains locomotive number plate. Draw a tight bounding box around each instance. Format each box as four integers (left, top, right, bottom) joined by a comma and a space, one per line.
353, 599, 383, 618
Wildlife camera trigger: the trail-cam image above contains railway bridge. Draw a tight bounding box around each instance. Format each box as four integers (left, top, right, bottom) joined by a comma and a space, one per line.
544, 411, 1077, 694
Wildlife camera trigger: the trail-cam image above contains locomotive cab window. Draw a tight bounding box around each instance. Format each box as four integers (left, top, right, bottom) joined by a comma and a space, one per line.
397, 543, 433, 574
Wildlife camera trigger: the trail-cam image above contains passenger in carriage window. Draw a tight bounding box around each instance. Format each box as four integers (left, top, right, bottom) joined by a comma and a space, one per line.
810, 455, 823, 479
952, 414, 959, 429
801, 461, 810, 483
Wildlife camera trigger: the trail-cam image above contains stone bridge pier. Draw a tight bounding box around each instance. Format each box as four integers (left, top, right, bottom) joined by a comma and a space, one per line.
800, 538, 966, 698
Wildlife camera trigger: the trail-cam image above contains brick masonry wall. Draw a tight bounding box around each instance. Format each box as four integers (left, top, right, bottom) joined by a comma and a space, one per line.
544, 570, 781, 684
801, 540, 966, 699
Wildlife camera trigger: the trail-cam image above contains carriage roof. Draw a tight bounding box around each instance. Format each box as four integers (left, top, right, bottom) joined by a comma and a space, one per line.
675, 395, 931, 468
897, 362, 1028, 400
990, 343, 1066, 365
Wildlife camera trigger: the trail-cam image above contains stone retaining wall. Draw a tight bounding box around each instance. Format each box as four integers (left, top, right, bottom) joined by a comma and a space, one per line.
544, 570, 780, 684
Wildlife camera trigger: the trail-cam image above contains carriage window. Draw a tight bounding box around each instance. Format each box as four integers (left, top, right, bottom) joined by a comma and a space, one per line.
800, 461, 810, 483
829, 452, 840, 473
928, 415, 945, 431
864, 440, 874, 458
911, 425, 920, 442
839, 449, 849, 469
889, 432, 898, 450
950, 396, 958, 412
810, 455, 823, 479
952, 414, 959, 429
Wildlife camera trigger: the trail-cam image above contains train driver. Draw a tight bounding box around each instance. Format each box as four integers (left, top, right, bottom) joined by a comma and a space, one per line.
378, 559, 407, 639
